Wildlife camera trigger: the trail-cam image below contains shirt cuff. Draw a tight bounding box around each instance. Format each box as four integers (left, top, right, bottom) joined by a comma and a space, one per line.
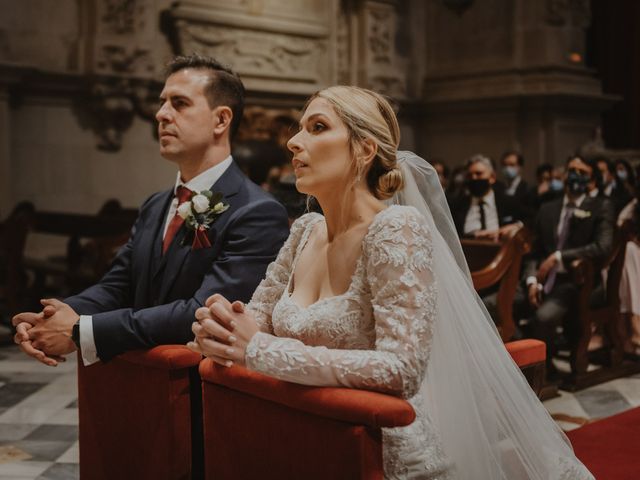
526, 276, 538, 287
554, 250, 565, 273
79, 315, 100, 366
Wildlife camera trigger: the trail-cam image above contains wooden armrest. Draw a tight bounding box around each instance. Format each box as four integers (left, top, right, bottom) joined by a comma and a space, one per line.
569, 258, 593, 286
114, 345, 202, 370
199, 359, 415, 428
466, 225, 529, 290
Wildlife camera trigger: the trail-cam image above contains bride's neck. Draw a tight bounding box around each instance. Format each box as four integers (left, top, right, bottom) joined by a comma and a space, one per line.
316, 186, 384, 241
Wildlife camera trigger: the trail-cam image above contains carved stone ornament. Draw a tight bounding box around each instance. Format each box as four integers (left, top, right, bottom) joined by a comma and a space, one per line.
175, 21, 326, 84
100, 0, 146, 35
95, 44, 155, 75
76, 78, 161, 152
364, 2, 406, 97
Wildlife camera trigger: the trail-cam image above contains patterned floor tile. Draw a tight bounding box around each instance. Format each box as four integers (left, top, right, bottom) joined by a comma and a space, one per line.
37, 462, 79, 480
0, 383, 46, 408
0, 460, 52, 477
0, 424, 39, 442
54, 442, 78, 464
574, 388, 632, 419
25, 426, 78, 444
9, 441, 72, 463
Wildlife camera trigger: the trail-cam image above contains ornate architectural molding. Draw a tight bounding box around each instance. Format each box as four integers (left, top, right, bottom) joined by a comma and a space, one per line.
167, 1, 334, 95
89, 0, 158, 78
75, 77, 160, 152
174, 21, 326, 84
335, 0, 408, 98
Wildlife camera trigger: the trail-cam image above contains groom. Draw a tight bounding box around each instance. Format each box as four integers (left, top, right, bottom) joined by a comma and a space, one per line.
12, 54, 289, 366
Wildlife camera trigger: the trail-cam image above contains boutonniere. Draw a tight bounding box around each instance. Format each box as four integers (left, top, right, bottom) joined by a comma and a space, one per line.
573, 208, 591, 219
177, 190, 229, 249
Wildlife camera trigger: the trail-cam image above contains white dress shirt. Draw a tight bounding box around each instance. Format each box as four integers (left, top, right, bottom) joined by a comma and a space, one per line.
505, 176, 522, 196
463, 189, 500, 234
78, 156, 233, 366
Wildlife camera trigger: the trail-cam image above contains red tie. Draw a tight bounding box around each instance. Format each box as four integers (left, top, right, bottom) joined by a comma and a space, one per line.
163, 186, 192, 254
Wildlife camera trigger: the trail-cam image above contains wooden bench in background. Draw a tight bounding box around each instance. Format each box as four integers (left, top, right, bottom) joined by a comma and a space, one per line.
461, 224, 531, 342
0, 200, 137, 314
563, 219, 640, 390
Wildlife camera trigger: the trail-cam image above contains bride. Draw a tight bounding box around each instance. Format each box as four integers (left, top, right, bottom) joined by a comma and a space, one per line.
188, 86, 593, 479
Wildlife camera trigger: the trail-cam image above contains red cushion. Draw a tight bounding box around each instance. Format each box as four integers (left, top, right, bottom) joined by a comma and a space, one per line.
200, 361, 415, 479
78, 346, 201, 480
199, 360, 415, 428
505, 339, 546, 367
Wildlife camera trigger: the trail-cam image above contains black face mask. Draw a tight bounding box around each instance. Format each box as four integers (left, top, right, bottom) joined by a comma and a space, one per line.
466, 178, 491, 198
566, 170, 590, 195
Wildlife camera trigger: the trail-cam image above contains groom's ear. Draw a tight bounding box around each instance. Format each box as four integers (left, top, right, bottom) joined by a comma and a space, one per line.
212, 106, 233, 138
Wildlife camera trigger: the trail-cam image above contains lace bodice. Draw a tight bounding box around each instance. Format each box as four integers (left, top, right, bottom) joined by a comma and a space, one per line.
245, 206, 452, 479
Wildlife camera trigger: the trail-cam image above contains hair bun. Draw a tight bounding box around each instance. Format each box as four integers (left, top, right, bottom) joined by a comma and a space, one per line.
375, 167, 404, 200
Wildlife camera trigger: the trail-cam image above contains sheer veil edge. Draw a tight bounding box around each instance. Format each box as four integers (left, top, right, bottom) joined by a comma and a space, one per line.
389, 151, 594, 480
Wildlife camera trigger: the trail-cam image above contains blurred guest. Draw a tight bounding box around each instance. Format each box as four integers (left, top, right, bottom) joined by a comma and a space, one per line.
449, 154, 527, 240
432, 159, 449, 190
522, 155, 614, 377
528, 163, 563, 208
596, 156, 632, 212
446, 163, 467, 201
500, 150, 529, 206
233, 139, 288, 188
618, 195, 640, 355
614, 158, 637, 198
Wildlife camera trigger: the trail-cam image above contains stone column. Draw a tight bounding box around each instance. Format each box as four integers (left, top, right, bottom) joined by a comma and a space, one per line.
419, 0, 617, 174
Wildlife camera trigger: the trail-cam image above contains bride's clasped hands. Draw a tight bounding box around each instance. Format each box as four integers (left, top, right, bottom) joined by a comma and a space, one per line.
188, 293, 258, 367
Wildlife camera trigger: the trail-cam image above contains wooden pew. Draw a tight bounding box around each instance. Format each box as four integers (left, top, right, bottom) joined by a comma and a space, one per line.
77, 346, 203, 480
461, 224, 531, 341
563, 219, 640, 390
0, 200, 137, 313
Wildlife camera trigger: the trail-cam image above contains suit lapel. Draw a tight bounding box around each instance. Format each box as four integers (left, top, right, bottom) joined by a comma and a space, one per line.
156, 162, 244, 302
150, 190, 177, 282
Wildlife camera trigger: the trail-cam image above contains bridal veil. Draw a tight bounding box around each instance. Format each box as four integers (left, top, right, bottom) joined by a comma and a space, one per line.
390, 151, 593, 479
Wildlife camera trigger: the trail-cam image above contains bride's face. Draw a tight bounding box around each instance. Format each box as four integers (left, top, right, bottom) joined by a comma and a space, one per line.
287, 98, 353, 197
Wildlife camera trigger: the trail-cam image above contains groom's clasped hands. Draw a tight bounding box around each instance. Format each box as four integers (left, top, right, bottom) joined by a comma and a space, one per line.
188, 293, 260, 367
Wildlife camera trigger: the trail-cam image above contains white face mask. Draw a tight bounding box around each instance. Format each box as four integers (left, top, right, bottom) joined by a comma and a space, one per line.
502, 166, 519, 180
617, 169, 628, 182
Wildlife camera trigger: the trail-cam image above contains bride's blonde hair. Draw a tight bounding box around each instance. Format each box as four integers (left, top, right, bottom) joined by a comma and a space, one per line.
305, 86, 403, 199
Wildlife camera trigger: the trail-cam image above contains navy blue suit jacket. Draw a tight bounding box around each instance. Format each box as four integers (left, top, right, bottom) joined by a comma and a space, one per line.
66, 162, 289, 361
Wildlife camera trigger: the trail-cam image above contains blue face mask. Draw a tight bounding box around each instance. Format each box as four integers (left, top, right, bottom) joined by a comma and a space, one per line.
566, 170, 590, 194
550, 178, 564, 192
502, 166, 519, 180
617, 170, 628, 182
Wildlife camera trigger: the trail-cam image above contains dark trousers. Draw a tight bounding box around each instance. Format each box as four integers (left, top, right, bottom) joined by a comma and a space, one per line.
528, 276, 580, 369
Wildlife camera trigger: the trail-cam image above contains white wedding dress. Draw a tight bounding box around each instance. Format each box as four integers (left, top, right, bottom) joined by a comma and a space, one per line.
243, 152, 594, 479
245, 206, 452, 478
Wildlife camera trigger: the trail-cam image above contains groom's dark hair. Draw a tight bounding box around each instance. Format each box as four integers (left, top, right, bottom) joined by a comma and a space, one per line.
166, 54, 245, 140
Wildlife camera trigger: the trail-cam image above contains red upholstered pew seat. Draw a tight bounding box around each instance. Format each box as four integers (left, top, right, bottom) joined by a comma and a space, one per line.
505, 339, 547, 396
77, 346, 202, 480
199, 359, 415, 480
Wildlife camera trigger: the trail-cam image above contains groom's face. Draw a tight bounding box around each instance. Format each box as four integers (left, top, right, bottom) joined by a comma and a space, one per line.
156, 69, 219, 163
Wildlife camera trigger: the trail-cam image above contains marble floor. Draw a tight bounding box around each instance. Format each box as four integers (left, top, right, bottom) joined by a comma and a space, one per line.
0, 343, 639, 479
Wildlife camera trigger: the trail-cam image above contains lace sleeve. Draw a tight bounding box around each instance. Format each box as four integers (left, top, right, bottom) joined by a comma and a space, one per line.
245, 207, 437, 399
246, 213, 321, 333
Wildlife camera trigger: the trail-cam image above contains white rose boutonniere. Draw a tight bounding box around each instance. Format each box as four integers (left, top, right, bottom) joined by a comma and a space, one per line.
573, 208, 591, 219
179, 190, 229, 249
